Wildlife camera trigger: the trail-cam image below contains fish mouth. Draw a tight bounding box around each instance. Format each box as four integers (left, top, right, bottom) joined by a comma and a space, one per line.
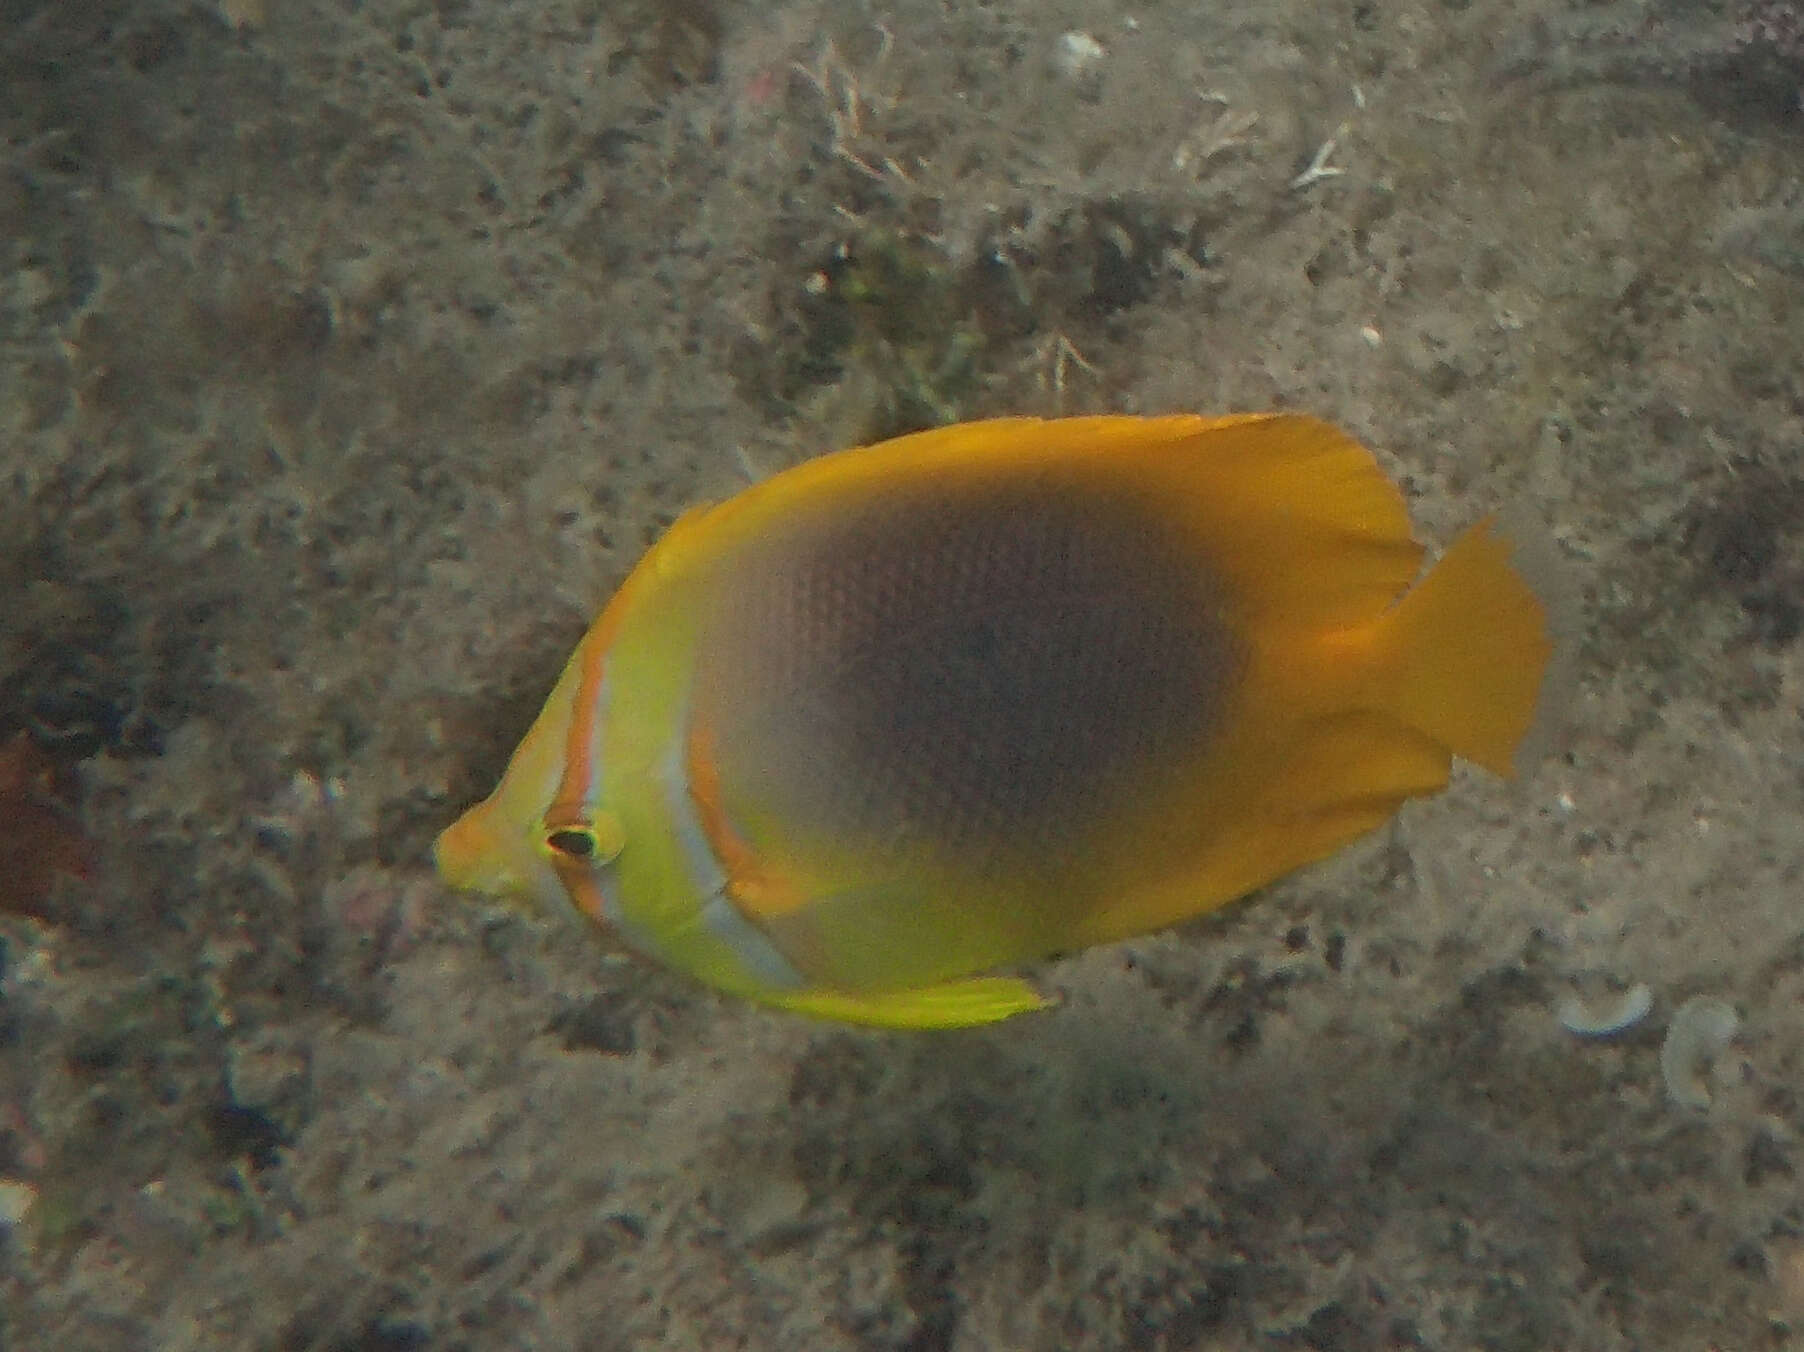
433, 805, 513, 895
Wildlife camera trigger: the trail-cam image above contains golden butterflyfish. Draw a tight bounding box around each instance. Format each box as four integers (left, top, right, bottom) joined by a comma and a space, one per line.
436, 413, 1554, 1029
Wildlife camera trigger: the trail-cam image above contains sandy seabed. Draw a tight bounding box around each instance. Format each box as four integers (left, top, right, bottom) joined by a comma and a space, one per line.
3, 0, 1803, 1347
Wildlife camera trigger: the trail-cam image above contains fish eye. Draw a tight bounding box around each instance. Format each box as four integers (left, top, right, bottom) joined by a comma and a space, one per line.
541, 810, 625, 865
546, 828, 597, 858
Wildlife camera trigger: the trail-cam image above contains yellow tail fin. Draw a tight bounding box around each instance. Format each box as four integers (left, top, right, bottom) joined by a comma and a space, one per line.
1377, 516, 1555, 778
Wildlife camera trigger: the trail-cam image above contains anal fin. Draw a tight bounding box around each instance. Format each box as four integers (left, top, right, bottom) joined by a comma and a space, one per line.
765, 976, 1053, 1029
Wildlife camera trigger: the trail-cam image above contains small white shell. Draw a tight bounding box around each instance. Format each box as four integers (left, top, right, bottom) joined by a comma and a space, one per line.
1660, 996, 1741, 1110
1557, 982, 1654, 1037
1055, 31, 1106, 79
0, 1178, 35, 1227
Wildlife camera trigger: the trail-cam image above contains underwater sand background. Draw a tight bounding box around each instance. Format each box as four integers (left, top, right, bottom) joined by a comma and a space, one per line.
4, 0, 1804, 1346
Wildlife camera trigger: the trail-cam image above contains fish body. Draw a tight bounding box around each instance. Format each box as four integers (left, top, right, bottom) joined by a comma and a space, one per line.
436, 414, 1553, 1028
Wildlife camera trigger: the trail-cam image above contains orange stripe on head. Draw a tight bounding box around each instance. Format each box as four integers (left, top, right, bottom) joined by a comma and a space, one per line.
551, 604, 624, 831
685, 719, 809, 918
549, 503, 722, 829
538, 561, 663, 928
548, 851, 612, 925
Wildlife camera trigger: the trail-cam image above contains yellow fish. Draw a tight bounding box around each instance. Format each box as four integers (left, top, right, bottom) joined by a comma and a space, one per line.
436, 414, 1553, 1029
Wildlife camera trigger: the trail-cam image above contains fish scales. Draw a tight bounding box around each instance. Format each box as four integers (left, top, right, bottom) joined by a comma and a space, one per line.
691, 476, 1242, 876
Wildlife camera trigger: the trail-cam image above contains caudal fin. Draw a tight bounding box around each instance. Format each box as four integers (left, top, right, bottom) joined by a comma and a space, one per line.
1378, 516, 1556, 778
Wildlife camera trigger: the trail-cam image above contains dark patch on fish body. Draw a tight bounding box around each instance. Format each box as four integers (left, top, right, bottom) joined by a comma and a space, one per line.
695, 475, 1241, 871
